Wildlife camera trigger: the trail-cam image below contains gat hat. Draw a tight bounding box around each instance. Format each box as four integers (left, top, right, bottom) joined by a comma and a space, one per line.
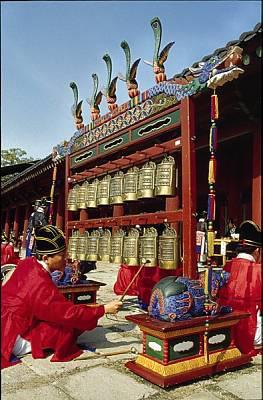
1, 232, 8, 243
238, 220, 262, 248
40, 197, 51, 208
32, 199, 41, 207
35, 225, 66, 255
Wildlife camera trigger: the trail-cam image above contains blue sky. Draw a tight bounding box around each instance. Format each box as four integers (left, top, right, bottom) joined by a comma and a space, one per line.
1, 1, 261, 160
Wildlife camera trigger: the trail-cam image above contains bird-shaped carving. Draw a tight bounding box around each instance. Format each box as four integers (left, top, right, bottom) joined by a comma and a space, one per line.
86, 74, 103, 121
119, 41, 141, 98
102, 54, 118, 112
69, 82, 84, 130
144, 17, 175, 83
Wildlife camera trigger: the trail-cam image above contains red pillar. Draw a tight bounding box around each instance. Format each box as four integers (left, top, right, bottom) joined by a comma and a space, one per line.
79, 209, 88, 234
113, 205, 124, 234
13, 207, 20, 240
252, 129, 261, 227
65, 156, 70, 244
22, 206, 31, 249
181, 97, 197, 279
56, 193, 64, 230
4, 208, 10, 239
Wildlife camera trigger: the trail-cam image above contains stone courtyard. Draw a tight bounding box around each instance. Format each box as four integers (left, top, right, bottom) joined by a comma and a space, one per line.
2, 262, 262, 400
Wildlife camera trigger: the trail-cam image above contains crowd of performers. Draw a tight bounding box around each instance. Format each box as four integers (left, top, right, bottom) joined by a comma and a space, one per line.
1, 214, 262, 369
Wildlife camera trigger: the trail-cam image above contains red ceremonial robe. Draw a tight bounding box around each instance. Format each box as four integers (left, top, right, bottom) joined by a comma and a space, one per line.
1, 243, 15, 265
219, 256, 261, 355
1, 257, 105, 369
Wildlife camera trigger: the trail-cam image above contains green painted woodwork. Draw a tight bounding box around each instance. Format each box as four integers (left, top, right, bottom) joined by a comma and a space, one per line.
131, 110, 180, 141
208, 328, 231, 352
146, 335, 164, 361
70, 147, 97, 168
98, 132, 129, 155
169, 334, 199, 361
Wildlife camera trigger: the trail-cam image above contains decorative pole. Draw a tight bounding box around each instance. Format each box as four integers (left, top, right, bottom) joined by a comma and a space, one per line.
49, 149, 60, 224
202, 87, 219, 365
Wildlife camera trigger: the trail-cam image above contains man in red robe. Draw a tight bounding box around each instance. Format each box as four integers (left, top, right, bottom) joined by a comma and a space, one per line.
219, 220, 262, 356
1, 232, 9, 265
1, 225, 122, 369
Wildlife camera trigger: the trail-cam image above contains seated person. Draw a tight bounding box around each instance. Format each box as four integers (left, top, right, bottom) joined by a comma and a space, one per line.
219, 220, 262, 356
1, 225, 122, 369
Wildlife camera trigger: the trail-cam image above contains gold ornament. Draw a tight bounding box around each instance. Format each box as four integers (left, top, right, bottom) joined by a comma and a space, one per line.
123, 228, 140, 266
139, 226, 158, 267
158, 225, 179, 269
97, 175, 111, 206
138, 161, 156, 199
110, 229, 125, 263
123, 167, 139, 201
155, 156, 176, 196
109, 171, 124, 204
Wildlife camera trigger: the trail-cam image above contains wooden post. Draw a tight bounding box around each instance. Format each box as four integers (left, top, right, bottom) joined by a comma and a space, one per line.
13, 207, 20, 240
22, 205, 31, 250
252, 128, 261, 227
65, 155, 70, 244
113, 205, 124, 234
4, 208, 10, 239
181, 97, 197, 279
56, 193, 64, 229
80, 209, 88, 234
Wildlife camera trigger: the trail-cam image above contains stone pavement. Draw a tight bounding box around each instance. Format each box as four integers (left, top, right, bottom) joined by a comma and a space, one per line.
2, 262, 262, 400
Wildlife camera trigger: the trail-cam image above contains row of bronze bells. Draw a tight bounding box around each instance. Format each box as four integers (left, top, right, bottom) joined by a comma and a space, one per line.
68, 225, 179, 270
67, 156, 177, 210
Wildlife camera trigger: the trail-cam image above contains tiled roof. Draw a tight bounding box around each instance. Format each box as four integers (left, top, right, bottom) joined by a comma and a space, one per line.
1, 155, 63, 194
173, 22, 261, 80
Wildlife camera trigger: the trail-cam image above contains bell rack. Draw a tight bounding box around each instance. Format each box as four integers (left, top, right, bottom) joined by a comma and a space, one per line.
65, 96, 196, 278
70, 137, 182, 183
67, 209, 183, 230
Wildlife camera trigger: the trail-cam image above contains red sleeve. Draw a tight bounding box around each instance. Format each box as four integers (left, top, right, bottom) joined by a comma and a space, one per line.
29, 275, 105, 332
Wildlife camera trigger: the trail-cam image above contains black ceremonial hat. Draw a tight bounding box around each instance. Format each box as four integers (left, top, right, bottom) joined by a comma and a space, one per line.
35, 225, 66, 255
239, 220, 262, 248
1, 232, 8, 243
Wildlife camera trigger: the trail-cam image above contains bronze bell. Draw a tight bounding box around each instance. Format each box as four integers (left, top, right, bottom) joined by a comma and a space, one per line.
123, 228, 140, 266
109, 171, 124, 205
86, 179, 99, 208
86, 230, 100, 261
97, 175, 111, 206
110, 229, 125, 264
67, 185, 79, 211
123, 167, 139, 201
139, 227, 158, 267
158, 225, 179, 269
77, 181, 88, 209
67, 231, 79, 261
77, 231, 88, 261
98, 229, 111, 262
155, 156, 176, 196
138, 161, 156, 199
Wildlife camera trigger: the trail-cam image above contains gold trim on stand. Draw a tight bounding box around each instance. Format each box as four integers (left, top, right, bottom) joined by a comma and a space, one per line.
135, 347, 242, 377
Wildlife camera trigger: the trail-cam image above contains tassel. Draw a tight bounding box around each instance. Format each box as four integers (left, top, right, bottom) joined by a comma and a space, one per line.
209, 124, 218, 152
207, 230, 215, 257
207, 193, 216, 220
208, 158, 216, 184
211, 94, 219, 120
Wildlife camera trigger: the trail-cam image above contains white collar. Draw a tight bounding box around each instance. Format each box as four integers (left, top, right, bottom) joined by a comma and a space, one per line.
236, 253, 256, 262
37, 259, 51, 274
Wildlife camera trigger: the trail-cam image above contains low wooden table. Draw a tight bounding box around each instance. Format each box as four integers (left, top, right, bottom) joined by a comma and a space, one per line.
58, 280, 106, 304
125, 311, 251, 388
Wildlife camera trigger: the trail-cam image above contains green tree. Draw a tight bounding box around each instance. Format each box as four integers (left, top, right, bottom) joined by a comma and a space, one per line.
1, 148, 34, 166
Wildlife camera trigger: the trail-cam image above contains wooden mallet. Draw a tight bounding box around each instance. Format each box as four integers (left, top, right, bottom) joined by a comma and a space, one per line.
119, 258, 150, 302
